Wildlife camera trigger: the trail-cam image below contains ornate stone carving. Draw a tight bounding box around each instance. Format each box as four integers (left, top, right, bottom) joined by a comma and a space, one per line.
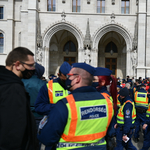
131, 50, 137, 77
83, 18, 92, 64
84, 46, 91, 64
61, 11, 66, 22
132, 19, 138, 50
36, 19, 43, 65
111, 13, 115, 23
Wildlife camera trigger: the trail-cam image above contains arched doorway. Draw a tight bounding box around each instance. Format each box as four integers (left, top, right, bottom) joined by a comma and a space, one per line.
49, 30, 78, 75
98, 31, 126, 79
92, 23, 133, 79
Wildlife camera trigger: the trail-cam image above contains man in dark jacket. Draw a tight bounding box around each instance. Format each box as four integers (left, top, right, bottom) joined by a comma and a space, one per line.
22, 62, 47, 127
0, 47, 38, 150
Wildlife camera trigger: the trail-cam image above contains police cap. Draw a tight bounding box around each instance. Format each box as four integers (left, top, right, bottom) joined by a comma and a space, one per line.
72, 63, 96, 75
119, 87, 129, 97
94, 67, 112, 76
60, 61, 71, 76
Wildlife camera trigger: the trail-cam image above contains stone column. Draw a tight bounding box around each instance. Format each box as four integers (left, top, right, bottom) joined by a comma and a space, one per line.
44, 46, 49, 79
78, 48, 85, 62
91, 49, 98, 67
27, 0, 38, 54
136, 0, 147, 78
7, 0, 14, 52
126, 48, 131, 77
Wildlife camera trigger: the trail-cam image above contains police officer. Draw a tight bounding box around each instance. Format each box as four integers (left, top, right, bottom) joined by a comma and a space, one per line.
133, 83, 149, 142
35, 61, 71, 115
141, 88, 150, 150
114, 87, 137, 150
37, 63, 114, 150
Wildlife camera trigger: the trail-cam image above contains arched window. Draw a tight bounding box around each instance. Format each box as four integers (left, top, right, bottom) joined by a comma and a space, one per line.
105, 42, 117, 54
63, 40, 76, 53
0, 33, 4, 53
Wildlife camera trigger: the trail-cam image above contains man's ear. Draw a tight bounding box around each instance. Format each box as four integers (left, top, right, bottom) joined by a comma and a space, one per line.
76, 75, 81, 83
14, 61, 21, 71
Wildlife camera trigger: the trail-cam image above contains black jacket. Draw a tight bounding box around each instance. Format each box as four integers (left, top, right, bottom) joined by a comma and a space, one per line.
0, 65, 38, 150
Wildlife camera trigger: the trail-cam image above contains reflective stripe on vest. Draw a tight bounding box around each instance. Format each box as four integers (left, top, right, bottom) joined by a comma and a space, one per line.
146, 103, 150, 117
59, 94, 113, 146
117, 94, 121, 108
47, 80, 69, 104
134, 91, 148, 108
101, 93, 113, 102
117, 100, 136, 125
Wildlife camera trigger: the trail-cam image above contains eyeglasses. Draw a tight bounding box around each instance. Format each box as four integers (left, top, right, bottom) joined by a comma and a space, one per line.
66, 73, 79, 78
20, 61, 36, 68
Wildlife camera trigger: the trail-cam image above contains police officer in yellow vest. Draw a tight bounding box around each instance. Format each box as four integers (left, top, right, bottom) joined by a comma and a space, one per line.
141, 88, 150, 150
133, 83, 149, 143
114, 87, 137, 150
37, 63, 114, 150
35, 61, 71, 115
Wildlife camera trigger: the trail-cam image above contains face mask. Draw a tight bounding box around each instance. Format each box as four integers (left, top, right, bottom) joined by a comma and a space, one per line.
65, 78, 72, 90
21, 68, 35, 79
91, 82, 99, 88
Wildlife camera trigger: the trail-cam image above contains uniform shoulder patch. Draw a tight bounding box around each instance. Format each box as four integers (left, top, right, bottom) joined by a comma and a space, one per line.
126, 109, 130, 115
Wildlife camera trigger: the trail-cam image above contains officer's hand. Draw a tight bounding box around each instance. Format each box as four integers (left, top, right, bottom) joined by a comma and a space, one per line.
114, 124, 117, 129
143, 124, 148, 130
122, 135, 127, 142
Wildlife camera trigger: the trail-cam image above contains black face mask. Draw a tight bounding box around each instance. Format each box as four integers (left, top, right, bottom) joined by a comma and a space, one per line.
21, 68, 35, 79
92, 82, 99, 89
65, 78, 72, 90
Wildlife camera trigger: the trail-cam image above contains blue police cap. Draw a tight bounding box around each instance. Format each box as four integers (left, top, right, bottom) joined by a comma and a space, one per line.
94, 67, 112, 76
119, 87, 129, 97
141, 83, 146, 87
72, 63, 96, 75
59, 61, 71, 76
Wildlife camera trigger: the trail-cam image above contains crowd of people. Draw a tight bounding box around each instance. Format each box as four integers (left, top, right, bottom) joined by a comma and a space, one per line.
0, 46, 150, 150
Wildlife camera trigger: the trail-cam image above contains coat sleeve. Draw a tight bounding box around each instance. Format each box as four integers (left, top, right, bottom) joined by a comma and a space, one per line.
37, 100, 68, 148
123, 102, 133, 135
0, 83, 29, 149
34, 84, 55, 115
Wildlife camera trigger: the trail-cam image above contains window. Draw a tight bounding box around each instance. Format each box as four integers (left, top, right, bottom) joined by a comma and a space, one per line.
47, 0, 56, 11
0, 33, 4, 53
64, 40, 76, 53
97, 0, 105, 13
105, 42, 118, 53
0, 7, 4, 19
64, 57, 76, 65
121, 0, 130, 14
72, 0, 80, 12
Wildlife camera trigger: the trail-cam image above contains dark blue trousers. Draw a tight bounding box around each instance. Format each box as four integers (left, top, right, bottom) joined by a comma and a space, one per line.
115, 127, 137, 150
141, 125, 150, 150
134, 112, 146, 139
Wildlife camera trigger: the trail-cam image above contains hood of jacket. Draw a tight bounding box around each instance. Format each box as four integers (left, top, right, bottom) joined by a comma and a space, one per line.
0, 65, 23, 86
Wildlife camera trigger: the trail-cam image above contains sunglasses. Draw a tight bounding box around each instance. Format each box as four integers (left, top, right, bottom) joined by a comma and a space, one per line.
20, 61, 36, 68
66, 73, 79, 78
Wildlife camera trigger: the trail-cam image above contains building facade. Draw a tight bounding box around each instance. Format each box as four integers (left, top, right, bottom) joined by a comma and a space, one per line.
0, 0, 150, 80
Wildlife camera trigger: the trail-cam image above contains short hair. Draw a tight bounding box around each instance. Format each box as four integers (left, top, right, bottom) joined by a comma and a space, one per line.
125, 83, 130, 88
6, 47, 34, 66
72, 68, 93, 86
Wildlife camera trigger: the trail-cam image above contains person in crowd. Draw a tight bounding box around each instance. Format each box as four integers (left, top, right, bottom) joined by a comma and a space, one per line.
125, 83, 133, 100
34, 61, 71, 115
133, 79, 141, 94
93, 67, 117, 149
133, 83, 149, 142
0, 47, 38, 150
94, 67, 117, 116
114, 87, 137, 150
141, 88, 150, 150
37, 63, 114, 150
22, 62, 47, 127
